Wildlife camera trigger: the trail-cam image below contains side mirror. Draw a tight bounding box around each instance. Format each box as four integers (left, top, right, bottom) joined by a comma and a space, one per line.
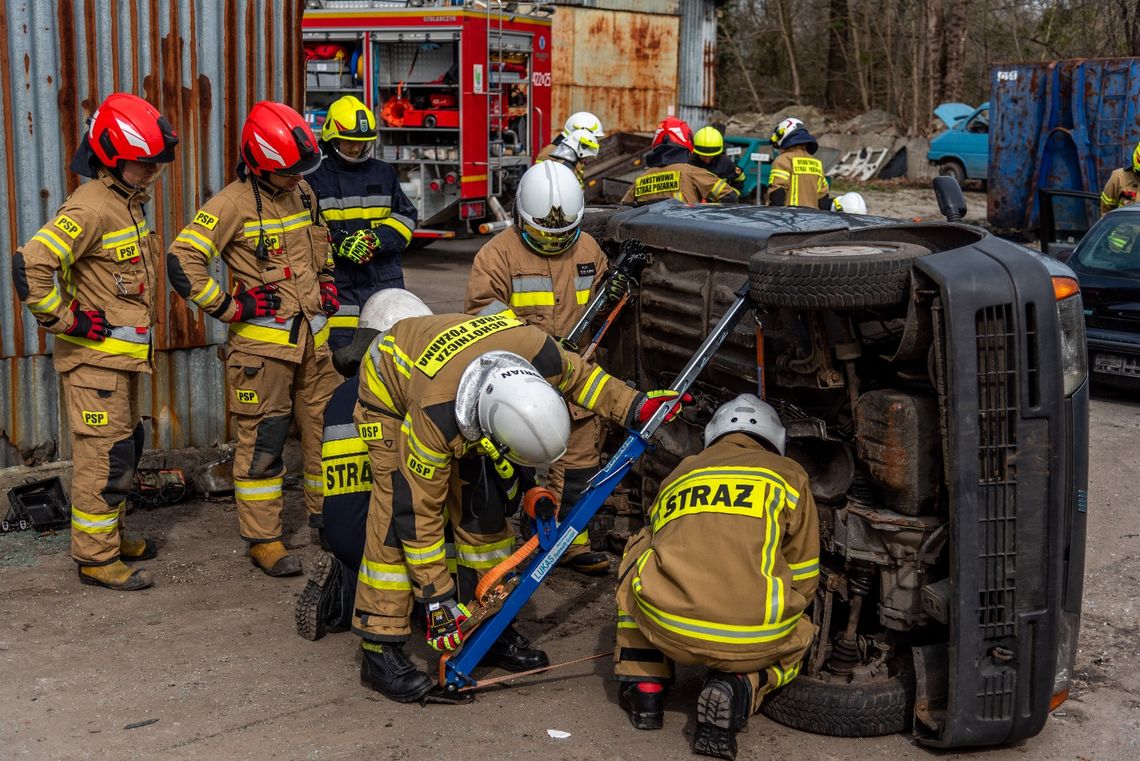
933, 176, 967, 222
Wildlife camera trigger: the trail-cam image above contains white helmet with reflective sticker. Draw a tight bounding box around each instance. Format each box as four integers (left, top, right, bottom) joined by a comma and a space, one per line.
562, 111, 605, 139
456, 351, 570, 466
359, 288, 433, 333
832, 192, 868, 215
703, 393, 786, 455
515, 161, 584, 256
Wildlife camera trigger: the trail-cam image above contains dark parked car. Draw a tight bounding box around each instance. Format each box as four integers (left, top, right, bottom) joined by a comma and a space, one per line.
582, 193, 1089, 749
1066, 206, 1140, 386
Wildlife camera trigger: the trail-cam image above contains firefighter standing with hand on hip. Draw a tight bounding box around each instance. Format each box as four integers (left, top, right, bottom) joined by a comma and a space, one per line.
614, 394, 819, 761
465, 161, 615, 575
167, 102, 340, 577
306, 95, 418, 351
12, 93, 178, 591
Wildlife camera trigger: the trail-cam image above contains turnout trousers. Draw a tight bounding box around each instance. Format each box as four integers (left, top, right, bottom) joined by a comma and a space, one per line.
350, 403, 516, 643
227, 331, 338, 543
63, 365, 145, 566
612, 527, 816, 715
544, 413, 601, 549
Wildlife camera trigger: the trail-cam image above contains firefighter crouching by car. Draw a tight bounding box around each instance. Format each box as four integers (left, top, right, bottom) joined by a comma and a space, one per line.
766, 117, 831, 210
690, 126, 746, 194
614, 394, 819, 761
622, 117, 740, 205
343, 305, 691, 703
12, 93, 178, 591
306, 95, 418, 351
167, 102, 339, 578
1100, 140, 1140, 215
465, 161, 614, 576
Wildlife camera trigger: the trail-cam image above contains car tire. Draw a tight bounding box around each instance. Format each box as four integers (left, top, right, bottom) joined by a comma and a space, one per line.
580, 206, 622, 250
748, 240, 930, 309
937, 159, 966, 184
760, 657, 915, 737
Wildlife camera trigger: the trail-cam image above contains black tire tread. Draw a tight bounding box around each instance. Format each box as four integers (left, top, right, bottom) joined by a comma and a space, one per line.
759, 667, 915, 737
748, 241, 929, 309
295, 557, 336, 641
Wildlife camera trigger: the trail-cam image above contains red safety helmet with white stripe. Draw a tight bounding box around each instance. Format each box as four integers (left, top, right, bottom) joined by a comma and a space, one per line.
240, 101, 322, 176
87, 93, 179, 168
652, 116, 694, 152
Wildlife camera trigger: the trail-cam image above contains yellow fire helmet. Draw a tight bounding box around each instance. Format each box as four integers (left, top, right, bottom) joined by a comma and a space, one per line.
693, 126, 725, 157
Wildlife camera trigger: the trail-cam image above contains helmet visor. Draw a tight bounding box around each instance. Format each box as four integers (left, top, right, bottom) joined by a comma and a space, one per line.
520, 221, 579, 255
333, 137, 376, 163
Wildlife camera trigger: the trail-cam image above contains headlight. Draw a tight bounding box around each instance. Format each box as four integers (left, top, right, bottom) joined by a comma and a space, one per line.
1053, 278, 1087, 397
1052, 611, 1081, 710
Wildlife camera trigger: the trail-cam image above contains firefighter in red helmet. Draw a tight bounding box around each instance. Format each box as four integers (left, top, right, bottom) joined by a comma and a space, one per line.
168, 102, 340, 577
621, 116, 739, 206
12, 92, 178, 590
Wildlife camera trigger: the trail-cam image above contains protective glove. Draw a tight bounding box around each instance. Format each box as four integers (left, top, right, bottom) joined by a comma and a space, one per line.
320, 281, 340, 316
426, 597, 471, 652
606, 271, 635, 305
65, 304, 111, 341
231, 284, 280, 322
634, 390, 694, 425
337, 229, 380, 264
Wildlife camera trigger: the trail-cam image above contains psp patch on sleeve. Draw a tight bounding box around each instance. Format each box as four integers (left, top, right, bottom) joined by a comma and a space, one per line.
54, 215, 83, 239
193, 210, 220, 230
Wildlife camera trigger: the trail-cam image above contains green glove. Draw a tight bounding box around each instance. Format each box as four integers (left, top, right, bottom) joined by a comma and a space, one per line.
337, 229, 380, 263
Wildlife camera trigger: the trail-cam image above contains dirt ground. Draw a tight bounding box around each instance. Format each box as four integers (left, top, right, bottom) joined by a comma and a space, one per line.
2, 206, 1137, 761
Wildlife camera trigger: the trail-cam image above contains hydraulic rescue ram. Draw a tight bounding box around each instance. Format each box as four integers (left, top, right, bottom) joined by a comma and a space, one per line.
441, 280, 755, 693
562, 239, 651, 348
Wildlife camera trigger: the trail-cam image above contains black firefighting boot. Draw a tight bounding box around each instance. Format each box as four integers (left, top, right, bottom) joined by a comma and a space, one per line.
360, 642, 434, 703
119, 535, 158, 561
480, 624, 550, 672
77, 560, 154, 591
559, 545, 611, 576
619, 681, 666, 730
248, 540, 302, 577
693, 671, 753, 760
295, 555, 352, 641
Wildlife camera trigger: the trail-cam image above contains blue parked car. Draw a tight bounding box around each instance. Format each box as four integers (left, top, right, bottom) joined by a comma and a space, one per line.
927, 102, 989, 183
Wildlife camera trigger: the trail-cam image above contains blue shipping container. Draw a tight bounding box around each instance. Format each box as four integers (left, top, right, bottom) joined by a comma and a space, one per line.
988, 58, 1140, 232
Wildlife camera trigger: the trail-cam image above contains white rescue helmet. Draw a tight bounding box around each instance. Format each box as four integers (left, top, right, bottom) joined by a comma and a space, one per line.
562, 128, 601, 161
456, 351, 571, 466
769, 117, 805, 148
832, 192, 868, 215
515, 161, 584, 256
703, 393, 786, 455
562, 111, 605, 139
358, 288, 433, 333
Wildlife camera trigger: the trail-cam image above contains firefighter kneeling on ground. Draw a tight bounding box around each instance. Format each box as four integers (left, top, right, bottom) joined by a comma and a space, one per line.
13, 93, 178, 590
614, 394, 820, 761
307, 95, 418, 351
690, 126, 746, 194
330, 291, 690, 703
465, 161, 615, 575
167, 102, 340, 577
1100, 140, 1140, 215
622, 117, 740, 206
766, 117, 831, 210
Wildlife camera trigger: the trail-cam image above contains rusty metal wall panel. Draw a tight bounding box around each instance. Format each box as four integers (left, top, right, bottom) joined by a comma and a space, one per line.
0, 0, 302, 463
551, 6, 679, 136
676, 0, 715, 128
550, 0, 681, 14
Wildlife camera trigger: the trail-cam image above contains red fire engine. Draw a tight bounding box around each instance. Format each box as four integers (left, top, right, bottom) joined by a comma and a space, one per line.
302, 2, 554, 238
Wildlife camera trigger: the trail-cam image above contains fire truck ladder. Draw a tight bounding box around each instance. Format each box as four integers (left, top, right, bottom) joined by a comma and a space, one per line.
485, 1, 506, 198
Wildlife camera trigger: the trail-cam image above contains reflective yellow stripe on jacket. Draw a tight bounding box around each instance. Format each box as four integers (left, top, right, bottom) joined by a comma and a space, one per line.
57, 326, 152, 360
509, 275, 555, 308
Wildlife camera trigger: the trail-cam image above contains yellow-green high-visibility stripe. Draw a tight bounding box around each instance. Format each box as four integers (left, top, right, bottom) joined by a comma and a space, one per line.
380, 214, 414, 243
71, 505, 119, 534
617, 609, 638, 629
234, 476, 283, 502
303, 472, 323, 494
33, 229, 75, 268
358, 557, 412, 591
403, 537, 447, 566
789, 557, 819, 581
631, 578, 802, 645
510, 275, 555, 308
401, 415, 449, 466
29, 286, 63, 314
576, 366, 611, 409
193, 278, 222, 308
455, 537, 515, 569
102, 222, 148, 247
378, 335, 414, 378
175, 228, 219, 259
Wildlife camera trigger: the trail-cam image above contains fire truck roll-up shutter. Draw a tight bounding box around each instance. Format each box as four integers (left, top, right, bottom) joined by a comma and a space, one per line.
911, 236, 1075, 748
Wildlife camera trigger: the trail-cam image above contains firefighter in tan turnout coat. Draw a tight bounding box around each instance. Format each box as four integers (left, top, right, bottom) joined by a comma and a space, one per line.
622, 116, 739, 206
465, 161, 613, 574
614, 394, 820, 761
344, 302, 691, 704
167, 102, 339, 578
12, 93, 178, 591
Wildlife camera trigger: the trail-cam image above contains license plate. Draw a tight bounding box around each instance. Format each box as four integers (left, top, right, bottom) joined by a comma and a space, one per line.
1093, 353, 1140, 377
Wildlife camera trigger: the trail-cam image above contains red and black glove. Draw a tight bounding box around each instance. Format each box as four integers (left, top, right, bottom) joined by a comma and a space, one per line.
231, 284, 280, 322
634, 390, 694, 425
65, 303, 111, 341
320, 281, 340, 316
426, 597, 471, 652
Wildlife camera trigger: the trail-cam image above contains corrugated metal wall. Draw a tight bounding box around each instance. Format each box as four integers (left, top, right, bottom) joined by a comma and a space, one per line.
551, 6, 680, 135
676, 0, 715, 129
0, 0, 304, 466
